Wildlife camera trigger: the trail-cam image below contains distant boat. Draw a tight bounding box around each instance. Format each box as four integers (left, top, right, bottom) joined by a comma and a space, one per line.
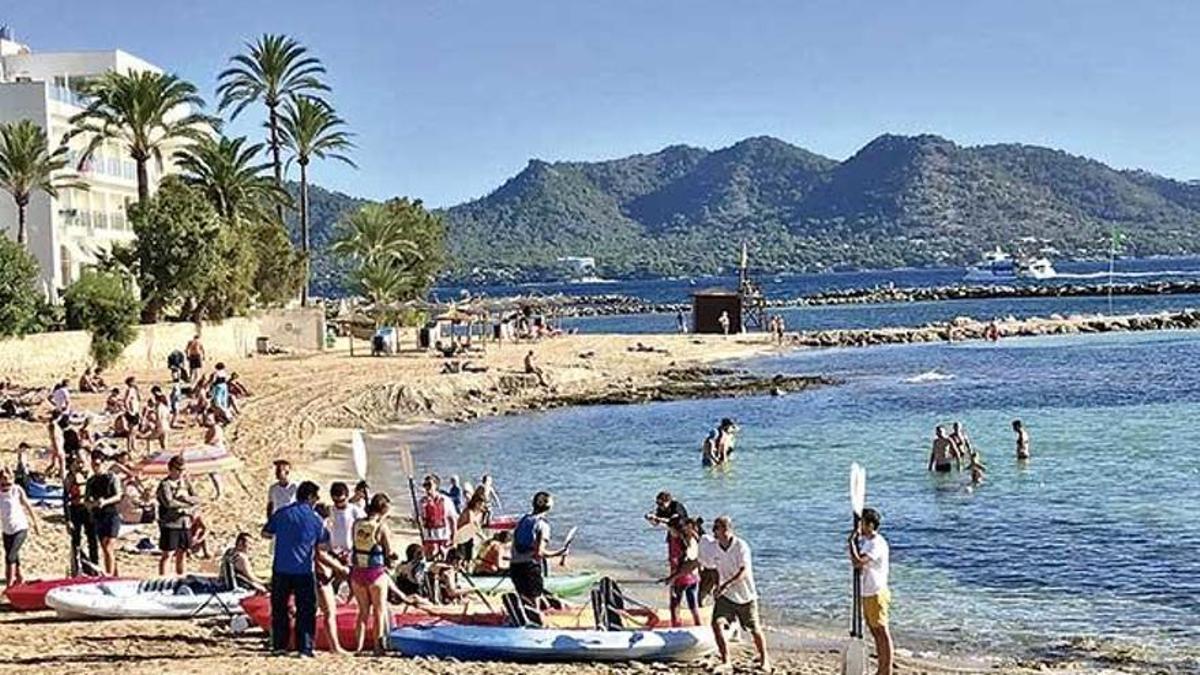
964, 247, 1057, 282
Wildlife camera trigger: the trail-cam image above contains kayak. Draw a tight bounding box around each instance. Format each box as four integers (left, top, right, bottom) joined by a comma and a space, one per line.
464, 570, 599, 598
46, 577, 251, 619
389, 624, 716, 662
138, 445, 242, 477
240, 594, 675, 651
4, 576, 121, 611
25, 481, 63, 506
485, 514, 519, 530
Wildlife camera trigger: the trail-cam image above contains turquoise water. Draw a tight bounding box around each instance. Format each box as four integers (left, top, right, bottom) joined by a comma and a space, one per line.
386, 330, 1200, 667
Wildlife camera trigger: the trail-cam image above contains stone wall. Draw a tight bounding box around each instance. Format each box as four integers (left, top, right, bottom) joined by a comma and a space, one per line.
0, 308, 325, 383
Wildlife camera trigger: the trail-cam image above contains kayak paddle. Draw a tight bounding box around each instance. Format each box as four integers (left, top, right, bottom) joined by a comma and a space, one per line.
351, 428, 368, 482
844, 462, 868, 675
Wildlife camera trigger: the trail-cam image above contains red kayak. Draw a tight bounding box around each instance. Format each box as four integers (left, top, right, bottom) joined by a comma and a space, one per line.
240, 595, 507, 651
485, 514, 519, 530
5, 577, 122, 611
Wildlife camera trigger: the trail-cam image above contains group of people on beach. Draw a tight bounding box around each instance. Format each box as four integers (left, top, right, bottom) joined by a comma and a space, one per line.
0, 335, 248, 587
928, 419, 1031, 486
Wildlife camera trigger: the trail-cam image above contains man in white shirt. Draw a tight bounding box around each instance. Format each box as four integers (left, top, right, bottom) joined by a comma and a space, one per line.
327, 481, 365, 555
709, 515, 768, 671
848, 507, 893, 675
49, 380, 71, 414
266, 460, 297, 522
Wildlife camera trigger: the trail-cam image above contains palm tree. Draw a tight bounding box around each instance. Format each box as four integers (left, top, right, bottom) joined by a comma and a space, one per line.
69, 70, 215, 204
173, 135, 289, 224
216, 34, 328, 218
278, 96, 355, 305
329, 203, 423, 265
0, 119, 86, 246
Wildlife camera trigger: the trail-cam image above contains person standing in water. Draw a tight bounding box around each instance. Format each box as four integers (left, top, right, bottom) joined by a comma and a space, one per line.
1013, 419, 1031, 461
928, 426, 958, 473
848, 507, 893, 675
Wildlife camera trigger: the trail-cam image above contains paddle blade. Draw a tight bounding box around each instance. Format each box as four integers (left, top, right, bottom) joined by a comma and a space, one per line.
562, 526, 579, 550
351, 429, 368, 481
850, 463, 866, 516
398, 444, 414, 478
842, 637, 868, 675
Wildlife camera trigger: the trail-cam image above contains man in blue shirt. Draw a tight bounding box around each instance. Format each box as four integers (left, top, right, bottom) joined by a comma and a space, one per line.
262, 480, 330, 656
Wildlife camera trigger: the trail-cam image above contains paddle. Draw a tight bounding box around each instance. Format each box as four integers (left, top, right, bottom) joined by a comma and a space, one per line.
351, 429, 368, 482
844, 462, 868, 675
398, 444, 425, 550
558, 526, 579, 568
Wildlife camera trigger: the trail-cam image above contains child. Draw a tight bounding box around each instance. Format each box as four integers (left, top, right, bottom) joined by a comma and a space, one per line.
848, 507, 893, 675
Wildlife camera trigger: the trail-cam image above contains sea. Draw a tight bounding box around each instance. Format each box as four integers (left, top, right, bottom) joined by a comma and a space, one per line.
392, 258, 1200, 669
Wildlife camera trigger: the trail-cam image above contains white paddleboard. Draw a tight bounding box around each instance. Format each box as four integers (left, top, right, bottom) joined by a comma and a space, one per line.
352, 429, 368, 481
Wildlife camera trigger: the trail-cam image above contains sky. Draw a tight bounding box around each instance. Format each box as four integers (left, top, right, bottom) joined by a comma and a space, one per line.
7, 1, 1199, 206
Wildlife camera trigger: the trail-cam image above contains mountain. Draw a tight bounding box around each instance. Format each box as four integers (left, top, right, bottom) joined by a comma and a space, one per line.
302, 133, 1200, 287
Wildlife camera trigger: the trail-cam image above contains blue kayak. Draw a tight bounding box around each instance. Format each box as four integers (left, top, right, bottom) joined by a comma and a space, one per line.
26, 482, 64, 504
389, 624, 715, 662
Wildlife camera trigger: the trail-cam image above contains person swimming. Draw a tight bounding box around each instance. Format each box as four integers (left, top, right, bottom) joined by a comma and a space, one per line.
1013, 419, 1031, 461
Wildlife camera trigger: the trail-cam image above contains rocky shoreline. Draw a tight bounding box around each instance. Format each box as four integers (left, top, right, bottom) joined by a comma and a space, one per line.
540, 280, 1200, 317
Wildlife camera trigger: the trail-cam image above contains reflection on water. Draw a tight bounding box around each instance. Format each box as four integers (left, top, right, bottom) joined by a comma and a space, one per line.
383, 331, 1200, 668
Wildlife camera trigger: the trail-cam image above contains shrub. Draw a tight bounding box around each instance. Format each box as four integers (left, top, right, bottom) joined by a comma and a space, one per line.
63, 270, 141, 368
0, 237, 43, 337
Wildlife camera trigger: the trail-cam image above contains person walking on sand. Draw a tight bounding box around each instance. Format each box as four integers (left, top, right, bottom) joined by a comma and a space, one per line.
262, 481, 336, 657
510, 491, 568, 608
351, 493, 395, 655
85, 453, 123, 576
121, 376, 141, 454
267, 460, 297, 521
718, 310, 731, 337
709, 516, 768, 671
0, 467, 40, 587
661, 517, 702, 627
418, 475, 458, 558
848, 507, 893, 675
928, 426, 959, 473
156, 455, 199, 576
1013, 419, 1031, 461
186, 335, 205, 383
676, 309, 688, 334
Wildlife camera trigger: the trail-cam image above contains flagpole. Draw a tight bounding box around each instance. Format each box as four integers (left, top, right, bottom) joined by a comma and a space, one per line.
1108, 226, 1117, 314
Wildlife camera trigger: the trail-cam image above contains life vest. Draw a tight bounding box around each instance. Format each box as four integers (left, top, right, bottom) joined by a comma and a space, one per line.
421, 495, 447, 530
352, 517, 385, 568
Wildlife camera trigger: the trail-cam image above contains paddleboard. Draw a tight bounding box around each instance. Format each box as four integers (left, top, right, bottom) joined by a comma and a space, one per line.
46, 577, 251, 619
4, 576, 121, 611
352, 429, 367, 481
389, 624, 716, 662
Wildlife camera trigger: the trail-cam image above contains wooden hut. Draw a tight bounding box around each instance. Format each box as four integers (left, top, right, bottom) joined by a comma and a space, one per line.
691, 288, 742, 334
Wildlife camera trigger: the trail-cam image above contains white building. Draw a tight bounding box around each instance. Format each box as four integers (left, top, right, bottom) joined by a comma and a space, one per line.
0, 30, 176, 294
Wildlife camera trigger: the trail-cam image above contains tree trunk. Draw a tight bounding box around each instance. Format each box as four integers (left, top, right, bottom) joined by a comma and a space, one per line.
15, 198, 27, 246
136, 158, 149, 204
300, 161, 309, 307
269, 104, 284, 224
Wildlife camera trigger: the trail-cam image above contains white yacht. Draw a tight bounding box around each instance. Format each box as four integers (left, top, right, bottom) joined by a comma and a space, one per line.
964, 247, 1057, 281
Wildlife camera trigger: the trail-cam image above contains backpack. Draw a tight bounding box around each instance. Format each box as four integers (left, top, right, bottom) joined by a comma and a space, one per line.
421, 495, 447, 530
513, 514, 542, 555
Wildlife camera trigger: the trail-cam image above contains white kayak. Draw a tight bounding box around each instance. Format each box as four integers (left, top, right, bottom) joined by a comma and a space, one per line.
46, 577, 251, 619
389, 624, 716, 662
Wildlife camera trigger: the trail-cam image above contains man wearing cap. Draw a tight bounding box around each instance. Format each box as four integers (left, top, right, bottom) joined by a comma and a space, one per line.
266, 459, 297, 522
262, 480, 333, 657
156, 455, 199, 576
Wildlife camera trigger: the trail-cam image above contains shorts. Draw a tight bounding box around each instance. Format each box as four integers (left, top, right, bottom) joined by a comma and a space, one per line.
934, 463, 953, 473
94, 511, 121, 540
125, 413, 140, 428
699, 568, 719, 603
863, 589, 891, 628
188, 355, 202, 370
3, 529, 27, 565
422, 539, 449, 558
713, 595, 760, 631
509, 560, 545, 599
159, 526, 192, 552
670, 582, 699, 610
351, 566, 388, 586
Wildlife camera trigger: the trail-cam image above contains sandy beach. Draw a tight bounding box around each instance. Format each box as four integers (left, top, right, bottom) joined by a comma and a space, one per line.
0, 326, 1082, 674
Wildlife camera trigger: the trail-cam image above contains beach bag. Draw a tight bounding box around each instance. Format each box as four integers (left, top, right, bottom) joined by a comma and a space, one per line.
421, 495, 447, 531
513, 514, 542, 555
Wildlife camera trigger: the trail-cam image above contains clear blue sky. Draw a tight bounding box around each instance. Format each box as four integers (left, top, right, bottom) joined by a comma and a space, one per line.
8, 1, 1198, 206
